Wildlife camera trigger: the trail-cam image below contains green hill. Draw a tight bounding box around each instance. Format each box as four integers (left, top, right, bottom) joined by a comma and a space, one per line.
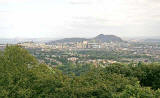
48, 34, 123, 44
0, 45, 160, 97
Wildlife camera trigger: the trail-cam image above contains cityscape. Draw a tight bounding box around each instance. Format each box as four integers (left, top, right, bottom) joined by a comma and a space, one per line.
1, 34, 160, 69
1, 0, 160, 97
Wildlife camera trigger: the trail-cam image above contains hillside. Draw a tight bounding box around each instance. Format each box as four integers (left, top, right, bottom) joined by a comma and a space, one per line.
144, 39, 160, 43
1, 46, 160, 97
48, 38, 88, 44
93, 34, 123, 43
47, 34, 123, 44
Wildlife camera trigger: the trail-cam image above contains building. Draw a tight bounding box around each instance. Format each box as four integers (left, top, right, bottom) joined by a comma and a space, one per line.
88, 43, 101, 49
68, 57, 78, 62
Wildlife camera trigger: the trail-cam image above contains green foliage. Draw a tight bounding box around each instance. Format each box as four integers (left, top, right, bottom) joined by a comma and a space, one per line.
103, 63, 160, 90
116, 84, 155, 98
57, 63, 95, 76
0, 45, 160, 97
0, 46, 66, 97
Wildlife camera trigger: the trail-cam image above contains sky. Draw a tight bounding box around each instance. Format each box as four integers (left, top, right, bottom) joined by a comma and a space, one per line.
0, 0, 160, 39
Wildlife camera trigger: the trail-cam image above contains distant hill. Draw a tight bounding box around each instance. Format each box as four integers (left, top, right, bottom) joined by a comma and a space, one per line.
47, 34, 123, 44
143, 39, 160, 43
93, 34, 123, 43
48, 38, 88, 44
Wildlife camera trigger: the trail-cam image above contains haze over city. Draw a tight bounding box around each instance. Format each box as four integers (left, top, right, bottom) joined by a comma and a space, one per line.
0, 0, 160, 39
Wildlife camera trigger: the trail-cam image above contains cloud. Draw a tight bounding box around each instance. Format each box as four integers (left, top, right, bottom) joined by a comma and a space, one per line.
69, 1, 92, 5
1, 0, 160, 38
0, 0, 29, 3
62, 0, 160, 37
68, 0, 92, 4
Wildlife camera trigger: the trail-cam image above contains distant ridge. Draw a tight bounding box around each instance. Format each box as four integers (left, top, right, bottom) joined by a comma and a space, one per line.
93, 34, 123, 43
47, 34, 123, 44
143, 39, 160, 43
48, 38, 88, 44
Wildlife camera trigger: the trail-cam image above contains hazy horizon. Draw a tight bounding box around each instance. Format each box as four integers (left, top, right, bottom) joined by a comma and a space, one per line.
1, 0, 160, 38
0, 34, 160, 41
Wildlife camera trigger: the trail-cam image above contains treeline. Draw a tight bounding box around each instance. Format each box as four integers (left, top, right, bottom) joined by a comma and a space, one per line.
77, 50, 150, 61
0, 46, 160, 97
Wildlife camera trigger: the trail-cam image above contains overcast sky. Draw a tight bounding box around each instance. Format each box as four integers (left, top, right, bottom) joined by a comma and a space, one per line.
0, 0, 160, 39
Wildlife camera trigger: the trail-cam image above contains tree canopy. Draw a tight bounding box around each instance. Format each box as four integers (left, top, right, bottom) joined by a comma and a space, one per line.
0, 46, 160, 97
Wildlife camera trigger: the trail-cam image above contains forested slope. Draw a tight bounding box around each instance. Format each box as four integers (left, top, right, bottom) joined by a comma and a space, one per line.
0, 46, 160, 98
